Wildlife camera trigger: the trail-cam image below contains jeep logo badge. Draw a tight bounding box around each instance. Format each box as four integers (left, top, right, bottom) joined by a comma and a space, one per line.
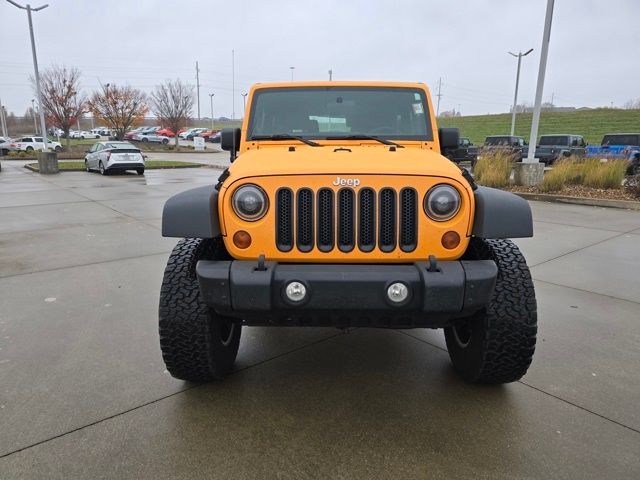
332, 176, 361, 187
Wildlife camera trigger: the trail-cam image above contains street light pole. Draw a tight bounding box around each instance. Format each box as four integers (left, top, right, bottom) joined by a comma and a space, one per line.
290, 66, 295, 81
31, 98, 37, 133
241, 93, 247, 116
6, 0, 50, 151
209, 93, 214, 130
526, 0, 555, 163
508, 48, 533, 137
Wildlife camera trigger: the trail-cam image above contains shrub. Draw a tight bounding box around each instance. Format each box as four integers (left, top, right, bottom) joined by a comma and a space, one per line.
583, 159, 627, 189
539, 157, 582, 192
474, 150, 515, 188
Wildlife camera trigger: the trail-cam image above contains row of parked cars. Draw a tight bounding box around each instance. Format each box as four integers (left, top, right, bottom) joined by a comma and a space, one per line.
122, 126, 222, 144
445, 132, 640, 174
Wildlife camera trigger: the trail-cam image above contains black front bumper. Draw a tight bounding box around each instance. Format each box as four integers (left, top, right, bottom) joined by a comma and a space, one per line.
196, 260, 497, 328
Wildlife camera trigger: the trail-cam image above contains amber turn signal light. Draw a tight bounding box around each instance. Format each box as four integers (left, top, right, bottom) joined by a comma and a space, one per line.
441, 231, 460, 250
233, 230, 252, 249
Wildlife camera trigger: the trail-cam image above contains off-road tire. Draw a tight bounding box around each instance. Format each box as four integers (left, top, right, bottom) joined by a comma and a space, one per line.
159, 237, 241, 381
444, 238, 537, 384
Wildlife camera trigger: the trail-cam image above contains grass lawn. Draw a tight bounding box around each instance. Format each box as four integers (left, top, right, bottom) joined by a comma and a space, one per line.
25, 160, 203, 172
439, 108, 640, 145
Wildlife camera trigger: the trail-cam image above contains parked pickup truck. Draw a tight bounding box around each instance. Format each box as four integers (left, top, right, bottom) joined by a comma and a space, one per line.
535, 134, 587, 165
2, 136, 62, 153
483, 135, 527, 161
444, 137, 479, 166
586, 133, 640, 158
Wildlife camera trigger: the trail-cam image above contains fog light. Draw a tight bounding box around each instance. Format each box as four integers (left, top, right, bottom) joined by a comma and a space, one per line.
233, 230, 252, 249
285, 281, 307, 302
387, 282, 409, 303
441, 231, 460, 249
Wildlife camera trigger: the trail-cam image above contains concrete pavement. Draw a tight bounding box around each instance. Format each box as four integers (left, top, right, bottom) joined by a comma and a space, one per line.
0, 161, 639, 478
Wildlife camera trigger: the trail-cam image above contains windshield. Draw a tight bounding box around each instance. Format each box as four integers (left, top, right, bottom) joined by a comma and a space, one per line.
247, 87, 433, 141
106, 142, 137, 149
602, 134, 640, 146
485, 136, 517, 146
539, 136, 569, 146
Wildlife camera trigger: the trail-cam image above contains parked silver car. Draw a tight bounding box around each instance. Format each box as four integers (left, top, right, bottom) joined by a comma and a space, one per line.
133, 131, 171, 144
84, 141, 145, 175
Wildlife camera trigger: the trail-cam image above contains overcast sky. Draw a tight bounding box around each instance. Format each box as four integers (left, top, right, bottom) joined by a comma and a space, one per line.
1, 0, 639, 119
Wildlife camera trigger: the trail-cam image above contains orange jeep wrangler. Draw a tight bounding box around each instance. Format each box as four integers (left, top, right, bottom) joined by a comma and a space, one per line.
160, 81, 536, 384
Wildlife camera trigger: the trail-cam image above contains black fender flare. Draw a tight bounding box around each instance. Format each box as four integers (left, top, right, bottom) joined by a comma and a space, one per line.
471, 186, 533, 238
162, 185, 221, 238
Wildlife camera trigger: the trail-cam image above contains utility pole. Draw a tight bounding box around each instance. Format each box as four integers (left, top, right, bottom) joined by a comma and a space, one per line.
508, 48, 533, 136
328, 69, 332, 81
209, 93, 214, 130
241, 93, 247, 116
7, 0, 50, 151
435, 77, 443, 117
232, 49, 235, 121
195, 61, 201, 121
526, 0, 555, 163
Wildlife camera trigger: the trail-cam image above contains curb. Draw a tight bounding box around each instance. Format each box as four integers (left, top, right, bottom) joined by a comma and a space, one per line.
24, 164, 203, 173
514, 192, 640, 211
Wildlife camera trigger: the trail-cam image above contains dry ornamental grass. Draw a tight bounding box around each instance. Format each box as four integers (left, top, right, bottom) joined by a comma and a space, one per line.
473, 150, 516, 188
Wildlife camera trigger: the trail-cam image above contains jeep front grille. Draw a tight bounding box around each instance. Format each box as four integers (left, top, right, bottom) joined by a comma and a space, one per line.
276, 187, 418, 254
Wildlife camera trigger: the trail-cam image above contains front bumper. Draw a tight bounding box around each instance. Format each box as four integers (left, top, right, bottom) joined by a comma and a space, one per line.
196, 260, 497, 328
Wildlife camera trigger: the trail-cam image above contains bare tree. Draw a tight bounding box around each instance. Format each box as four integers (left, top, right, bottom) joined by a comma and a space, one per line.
151, 79, 194, 146
88, 84, 148, 140
623, 98, 640, 110
32, 65, 86, 148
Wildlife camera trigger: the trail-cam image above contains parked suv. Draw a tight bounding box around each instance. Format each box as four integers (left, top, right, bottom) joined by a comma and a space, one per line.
535, 134, 587, 165
443, 136, 479, 166
159, 81, 537, 385
483, 135, 527, 160
586, 133, 640, 158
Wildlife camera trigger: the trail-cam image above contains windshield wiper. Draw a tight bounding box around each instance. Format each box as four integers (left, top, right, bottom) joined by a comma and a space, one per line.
251, 134, 321, 147
325, 134, 404, 148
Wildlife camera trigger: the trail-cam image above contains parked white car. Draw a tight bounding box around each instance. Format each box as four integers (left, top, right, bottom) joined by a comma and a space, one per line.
4, 136, 62, 152
84, 141, 145, 175
78, 130, 100, 139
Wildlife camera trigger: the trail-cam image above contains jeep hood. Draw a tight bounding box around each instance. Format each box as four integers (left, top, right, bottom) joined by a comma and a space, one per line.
223, 145, 465, 184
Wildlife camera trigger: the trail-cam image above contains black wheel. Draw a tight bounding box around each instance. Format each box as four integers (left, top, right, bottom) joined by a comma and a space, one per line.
99, 161, 107, 175
26, 146, 34, 152
142, 137, 148, 142
136, 168, 145, 175
55, 145, 62, 152
162, 138, 169, 144
444, 238, 537, 384
159, 238, 241, 381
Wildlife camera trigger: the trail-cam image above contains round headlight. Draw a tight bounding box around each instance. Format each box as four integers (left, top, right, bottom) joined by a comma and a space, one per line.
424, 184, 461, 221
232, 184, 268, 221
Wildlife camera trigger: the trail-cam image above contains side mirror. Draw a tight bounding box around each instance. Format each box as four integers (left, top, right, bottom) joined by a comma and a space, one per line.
438, 127, 459, 151
221, 128, 241, 161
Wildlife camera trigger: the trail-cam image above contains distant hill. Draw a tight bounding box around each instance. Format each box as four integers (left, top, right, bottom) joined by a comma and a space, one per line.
438, 108, 640, 145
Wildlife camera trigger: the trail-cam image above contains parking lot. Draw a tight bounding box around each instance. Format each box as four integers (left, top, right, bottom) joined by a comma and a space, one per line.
0, 158, 639, 478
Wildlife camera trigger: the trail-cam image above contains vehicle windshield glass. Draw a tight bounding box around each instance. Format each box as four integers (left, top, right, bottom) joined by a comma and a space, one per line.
602, 134, 640, 146
106, 142, 137, 149
247, 87, 433, 141
485, 136, 514, 146
539, 136, 569, 146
